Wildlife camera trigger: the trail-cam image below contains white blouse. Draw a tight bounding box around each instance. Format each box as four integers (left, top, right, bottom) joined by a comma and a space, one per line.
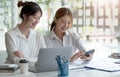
44, 29, 86, 54
5, 25, 46, 64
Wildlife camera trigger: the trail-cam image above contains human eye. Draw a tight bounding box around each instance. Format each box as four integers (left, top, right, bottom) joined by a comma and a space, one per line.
32, 16, 37, 19
61, 20, 65, 23
68, 21, 72, 24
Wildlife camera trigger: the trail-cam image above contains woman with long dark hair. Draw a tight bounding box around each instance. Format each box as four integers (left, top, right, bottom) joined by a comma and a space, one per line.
5, 1, 46, 64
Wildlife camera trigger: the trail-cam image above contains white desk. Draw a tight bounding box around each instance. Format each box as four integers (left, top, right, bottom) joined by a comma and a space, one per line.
0, 69, 120, 77
1, 43, 120, 77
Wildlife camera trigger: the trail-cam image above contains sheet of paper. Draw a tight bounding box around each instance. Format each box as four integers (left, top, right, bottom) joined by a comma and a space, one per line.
69, 60, 89, 70
84, 58, 120, 72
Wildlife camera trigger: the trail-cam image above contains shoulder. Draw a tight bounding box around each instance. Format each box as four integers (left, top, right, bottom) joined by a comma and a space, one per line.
67, 29, 79, 37
36, 31, 43, 36
44, 31, 53, 39
67, 29, 81, 41
5, 26, 18, 37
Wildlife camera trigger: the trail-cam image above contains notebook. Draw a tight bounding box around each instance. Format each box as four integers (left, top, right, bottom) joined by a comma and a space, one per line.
0, 64, 19, 73
29, 47, 72, 73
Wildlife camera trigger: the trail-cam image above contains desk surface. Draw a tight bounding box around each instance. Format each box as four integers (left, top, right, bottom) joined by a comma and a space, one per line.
0, 69, 120, 77
1, 43, 120, 77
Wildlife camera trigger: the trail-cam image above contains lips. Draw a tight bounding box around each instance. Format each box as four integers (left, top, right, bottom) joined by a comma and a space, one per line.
32, 23, 36, 27
31, 23, 36, 28
62, 27, 67, 31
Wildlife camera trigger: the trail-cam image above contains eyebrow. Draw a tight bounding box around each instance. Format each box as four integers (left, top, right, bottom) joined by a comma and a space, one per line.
60, 19, 72, 22
33, 15, 40, 19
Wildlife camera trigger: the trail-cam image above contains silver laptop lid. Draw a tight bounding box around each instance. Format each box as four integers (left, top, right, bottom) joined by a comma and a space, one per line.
35, 47, 73, 72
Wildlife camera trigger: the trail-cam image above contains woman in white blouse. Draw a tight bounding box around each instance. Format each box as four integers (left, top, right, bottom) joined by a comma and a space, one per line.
44, 7, 93, 62
5, 1, 46, 64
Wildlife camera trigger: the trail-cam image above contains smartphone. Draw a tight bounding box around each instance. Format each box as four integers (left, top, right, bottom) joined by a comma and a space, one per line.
85, 49, 95, 56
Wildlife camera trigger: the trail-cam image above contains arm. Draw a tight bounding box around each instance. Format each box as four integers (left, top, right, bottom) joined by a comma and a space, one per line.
5, 32, 24, 64
70, 31, 93, 61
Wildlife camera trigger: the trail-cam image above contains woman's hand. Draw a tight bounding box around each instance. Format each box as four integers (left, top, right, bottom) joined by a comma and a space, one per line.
13, 51, 24, 58
80, 53, 93, 61
70, 51, 93, 62
70, 51, 84, 62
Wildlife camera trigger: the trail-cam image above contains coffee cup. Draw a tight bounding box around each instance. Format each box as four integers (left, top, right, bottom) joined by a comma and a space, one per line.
19, 59, 29, 74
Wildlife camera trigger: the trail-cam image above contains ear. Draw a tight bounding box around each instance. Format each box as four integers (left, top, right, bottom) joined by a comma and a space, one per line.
54, 17, 57, 23
23, 14, 28, 20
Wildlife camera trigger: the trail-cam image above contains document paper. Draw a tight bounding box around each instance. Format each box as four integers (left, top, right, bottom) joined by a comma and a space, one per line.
84, 59, 120, 72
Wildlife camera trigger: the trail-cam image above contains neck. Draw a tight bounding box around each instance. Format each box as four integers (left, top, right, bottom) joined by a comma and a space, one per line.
54, 29, 65, 41
18, 23, 30, 38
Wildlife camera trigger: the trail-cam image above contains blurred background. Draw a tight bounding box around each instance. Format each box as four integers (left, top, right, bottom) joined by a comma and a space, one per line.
0, 0, 120, 50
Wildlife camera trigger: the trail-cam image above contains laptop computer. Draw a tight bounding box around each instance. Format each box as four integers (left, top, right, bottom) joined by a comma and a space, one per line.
29, 47, 72, 73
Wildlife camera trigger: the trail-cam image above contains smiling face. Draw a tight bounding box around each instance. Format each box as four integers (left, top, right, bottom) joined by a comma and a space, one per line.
55, 15, 72, 33
23, 11, 41, 29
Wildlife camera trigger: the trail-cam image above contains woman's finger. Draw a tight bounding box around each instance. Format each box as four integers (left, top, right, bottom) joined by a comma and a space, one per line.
14, 51, 24, 58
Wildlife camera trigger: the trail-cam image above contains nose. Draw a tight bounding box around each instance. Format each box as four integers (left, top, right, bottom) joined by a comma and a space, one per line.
35, 19, 40, 24
65, 23, 69, 28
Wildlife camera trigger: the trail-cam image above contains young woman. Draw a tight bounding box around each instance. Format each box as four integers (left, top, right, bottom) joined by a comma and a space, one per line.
44, 7, 93, 62
5, 1, 46, 64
